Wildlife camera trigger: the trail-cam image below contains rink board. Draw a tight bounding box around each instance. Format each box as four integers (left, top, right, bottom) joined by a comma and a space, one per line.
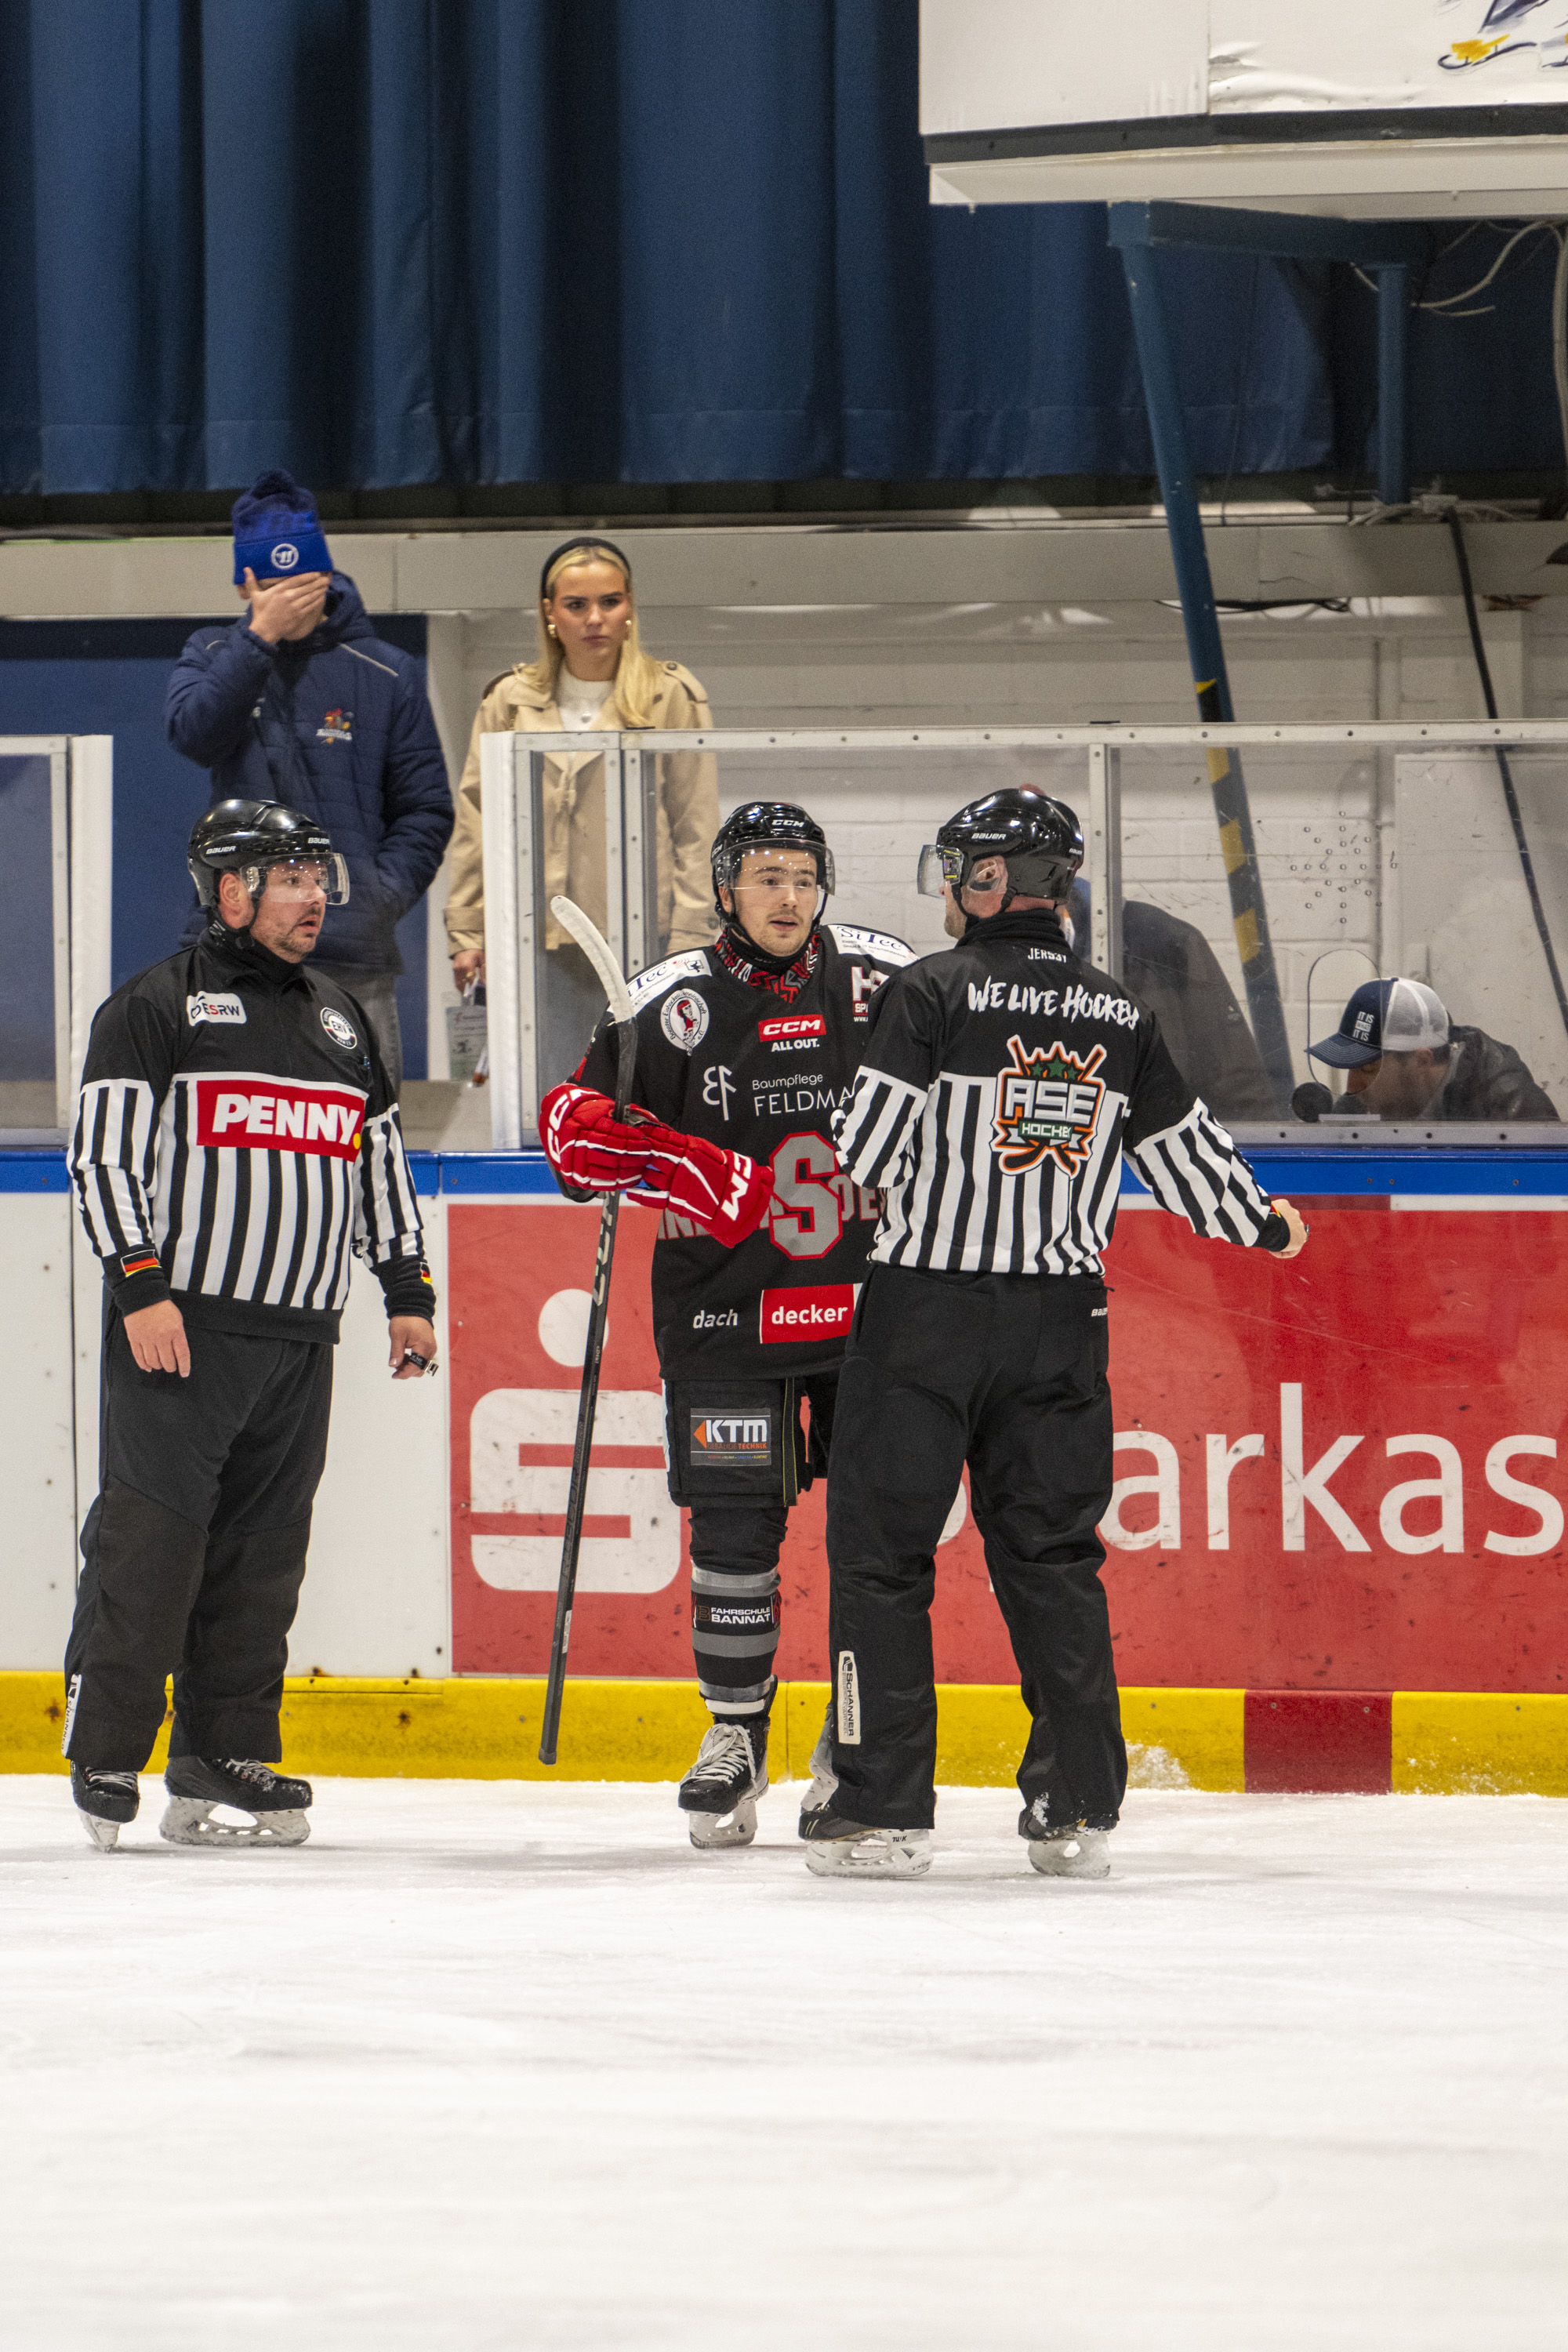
446, 1158, 1568, 1697
4, 1671, 1566, 1795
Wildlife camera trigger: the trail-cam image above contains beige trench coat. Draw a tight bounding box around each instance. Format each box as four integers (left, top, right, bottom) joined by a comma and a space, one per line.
444, 660, 720, 958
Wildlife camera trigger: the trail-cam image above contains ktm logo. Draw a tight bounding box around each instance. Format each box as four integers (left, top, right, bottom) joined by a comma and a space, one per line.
991, 1035, 1107, 1177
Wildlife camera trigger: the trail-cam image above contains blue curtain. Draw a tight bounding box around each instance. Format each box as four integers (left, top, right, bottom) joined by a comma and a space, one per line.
0, 0, 1559, 494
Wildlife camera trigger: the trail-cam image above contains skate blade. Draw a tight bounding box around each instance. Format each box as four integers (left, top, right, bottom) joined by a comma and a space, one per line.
77, 1811, 122, 1853
1027, 1831, 1110, 1880
804, 1829, 931, 1878
688, 1795, 758, 1849
159, 1797, 310, 1849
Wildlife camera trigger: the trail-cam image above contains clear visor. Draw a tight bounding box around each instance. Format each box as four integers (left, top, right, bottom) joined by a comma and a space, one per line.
249, 855, 350, 906
718, 844, 833, 897
916, 844, 965, 898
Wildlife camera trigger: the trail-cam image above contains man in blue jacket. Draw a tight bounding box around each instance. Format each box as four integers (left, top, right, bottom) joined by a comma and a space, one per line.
166, 471, 453, 1088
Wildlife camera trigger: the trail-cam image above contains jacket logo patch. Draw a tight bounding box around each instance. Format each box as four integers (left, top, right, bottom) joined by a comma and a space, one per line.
321, 1007, 358, 1051
662, 989, 710, 1051
317, 707, 352, 742
992, 1036, 1107, 1177
187, 992, 246, 1027
194, 1077, 365, 1160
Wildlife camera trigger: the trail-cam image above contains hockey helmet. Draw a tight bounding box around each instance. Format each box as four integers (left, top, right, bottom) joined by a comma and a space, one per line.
711, 802, 834, 920
917, 787, 1083, 906
188, 799, 350, 909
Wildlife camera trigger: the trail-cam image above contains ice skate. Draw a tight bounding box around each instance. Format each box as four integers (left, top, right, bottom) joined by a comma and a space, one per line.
71, 1765, 140, 1853
796, 1700, 837, 1821
160, 1757, 312, 1848
678, 1720, 768, 1849
1021, 1799, 1112, 1879
800, 1806, 932, 1878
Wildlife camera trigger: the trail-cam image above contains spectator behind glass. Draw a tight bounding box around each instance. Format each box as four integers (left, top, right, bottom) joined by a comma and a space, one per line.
444, 537, 720, 1079
165, 470, 454, 1092
1066, 880, 1277, 1122
1308, 976, 1558, 1121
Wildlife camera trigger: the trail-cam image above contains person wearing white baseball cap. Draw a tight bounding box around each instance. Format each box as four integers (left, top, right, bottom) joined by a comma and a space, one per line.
1308, 977, 1556, 1122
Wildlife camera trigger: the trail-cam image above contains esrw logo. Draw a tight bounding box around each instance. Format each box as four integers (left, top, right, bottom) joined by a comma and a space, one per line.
316, 707, 352, 743
690, 1410, 771, 1464
186, 992, 246, 1027
991, 1034, 1107, 1177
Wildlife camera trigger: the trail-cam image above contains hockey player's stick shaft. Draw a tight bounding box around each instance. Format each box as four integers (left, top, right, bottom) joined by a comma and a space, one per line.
539, 896, 637, 1766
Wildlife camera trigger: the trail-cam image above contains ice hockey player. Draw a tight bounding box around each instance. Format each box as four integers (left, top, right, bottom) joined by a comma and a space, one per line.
803, 787, 1308, 1880
64, 800, 438, 1852
539, 803, 913, 1846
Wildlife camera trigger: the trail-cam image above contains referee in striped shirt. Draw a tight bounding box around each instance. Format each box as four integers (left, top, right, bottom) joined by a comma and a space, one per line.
799, 788, 1306, 1881
62, 800, 437, 1852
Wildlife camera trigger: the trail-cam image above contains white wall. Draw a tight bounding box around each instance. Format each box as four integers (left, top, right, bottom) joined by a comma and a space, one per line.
0, 1194, 78, 1668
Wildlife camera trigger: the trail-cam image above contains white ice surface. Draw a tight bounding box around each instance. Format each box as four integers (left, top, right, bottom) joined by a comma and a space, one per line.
2, 1778, 1566, 2352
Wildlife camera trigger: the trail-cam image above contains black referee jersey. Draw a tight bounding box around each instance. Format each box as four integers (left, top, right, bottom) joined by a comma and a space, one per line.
70, 923, 433, 1341
832, 906, 1287, 1274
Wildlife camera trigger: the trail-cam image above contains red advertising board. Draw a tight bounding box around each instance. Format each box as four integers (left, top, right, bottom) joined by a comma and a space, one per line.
448, 1196, 1568, 1692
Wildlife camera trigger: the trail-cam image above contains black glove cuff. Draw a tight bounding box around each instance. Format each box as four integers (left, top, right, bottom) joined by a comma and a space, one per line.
1257, 1210, 1292, 1253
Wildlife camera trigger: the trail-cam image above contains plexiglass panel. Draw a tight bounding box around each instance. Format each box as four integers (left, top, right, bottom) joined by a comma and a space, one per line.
0, 753, 62, 1131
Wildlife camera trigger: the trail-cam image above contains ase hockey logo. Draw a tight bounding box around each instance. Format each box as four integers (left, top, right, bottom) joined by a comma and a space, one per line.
991, 1034, 1107, 1178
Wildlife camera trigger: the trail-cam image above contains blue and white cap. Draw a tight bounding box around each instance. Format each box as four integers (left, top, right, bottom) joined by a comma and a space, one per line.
1309, 977, 1449, 1069
231, 470, 332, 586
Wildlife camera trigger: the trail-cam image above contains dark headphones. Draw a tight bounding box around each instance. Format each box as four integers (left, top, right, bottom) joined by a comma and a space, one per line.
539, 536, 633, 599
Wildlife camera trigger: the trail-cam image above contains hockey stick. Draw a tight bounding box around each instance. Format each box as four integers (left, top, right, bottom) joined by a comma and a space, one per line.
537, 895, 638, 1767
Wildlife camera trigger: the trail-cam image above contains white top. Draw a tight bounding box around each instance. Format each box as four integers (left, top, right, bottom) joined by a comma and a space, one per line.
554, 668, 615, 731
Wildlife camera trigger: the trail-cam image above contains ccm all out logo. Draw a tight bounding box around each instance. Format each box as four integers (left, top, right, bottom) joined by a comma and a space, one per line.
992, 1035, 1106, 1177
192, 1076, 365, 1160
759, 1014, 826, 1047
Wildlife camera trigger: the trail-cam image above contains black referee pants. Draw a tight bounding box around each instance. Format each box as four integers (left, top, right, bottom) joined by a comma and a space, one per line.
826, 1265, 1126, 1831
64, 1311, 333, 1770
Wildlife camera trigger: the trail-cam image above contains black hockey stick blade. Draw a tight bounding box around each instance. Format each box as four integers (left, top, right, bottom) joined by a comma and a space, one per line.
538, 896, 637, 1766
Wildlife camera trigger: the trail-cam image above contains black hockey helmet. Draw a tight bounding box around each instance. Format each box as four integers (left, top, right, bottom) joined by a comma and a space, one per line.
711, 802, 834, 920
917, 787, 1083, 907
188, 799, 349, 909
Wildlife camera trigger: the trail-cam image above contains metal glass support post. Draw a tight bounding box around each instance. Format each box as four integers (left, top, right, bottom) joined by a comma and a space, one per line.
1377, 264, 1411, 509
1087, 741, 1123, 978
1113, 231, 1295, 1102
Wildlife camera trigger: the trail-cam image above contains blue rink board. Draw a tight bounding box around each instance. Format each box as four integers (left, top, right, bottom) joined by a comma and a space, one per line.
5, 1148, 1567, 1200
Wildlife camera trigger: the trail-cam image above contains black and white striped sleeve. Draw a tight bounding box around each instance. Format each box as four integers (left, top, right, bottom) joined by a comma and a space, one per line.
354, 1105, 435, 1317
832, 1067, 928, 1188
71, 986, 179, 1312
1129, 1100, 1281, 1246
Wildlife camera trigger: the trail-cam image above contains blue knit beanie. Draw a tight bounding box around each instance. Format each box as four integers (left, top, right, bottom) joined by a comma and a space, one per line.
231, 470, 332, 586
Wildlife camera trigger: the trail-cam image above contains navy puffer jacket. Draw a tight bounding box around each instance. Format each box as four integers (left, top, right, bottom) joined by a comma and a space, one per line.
167, 573, 452, 975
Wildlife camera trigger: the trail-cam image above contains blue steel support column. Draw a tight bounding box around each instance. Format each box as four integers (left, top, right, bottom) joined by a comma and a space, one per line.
1377, 264, 1411, 508
1116, 233, 1296, 1103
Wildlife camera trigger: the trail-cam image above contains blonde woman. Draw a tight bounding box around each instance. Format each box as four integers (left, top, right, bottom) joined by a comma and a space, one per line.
445, 536, 719, 1074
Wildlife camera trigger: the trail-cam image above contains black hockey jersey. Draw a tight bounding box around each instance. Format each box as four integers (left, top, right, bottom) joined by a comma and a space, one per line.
572, 921, 913, 1377
71, 924, 432, 1342
833, 906, 1285, 1276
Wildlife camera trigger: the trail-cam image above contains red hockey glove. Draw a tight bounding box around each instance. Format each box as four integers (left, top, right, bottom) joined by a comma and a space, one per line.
540, 1082, 657, 1193
629, 1124, 773, 1247
539, 1083, 773, 1248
